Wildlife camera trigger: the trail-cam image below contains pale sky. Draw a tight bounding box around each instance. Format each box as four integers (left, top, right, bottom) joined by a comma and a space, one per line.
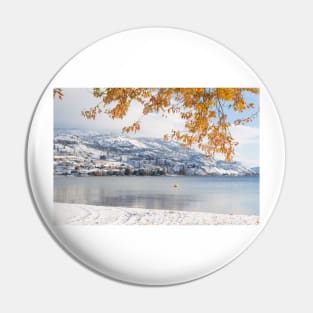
54, 88, 259, 167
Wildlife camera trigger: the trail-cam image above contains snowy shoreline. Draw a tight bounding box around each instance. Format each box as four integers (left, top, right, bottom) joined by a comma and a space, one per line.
54, 202, 259, 225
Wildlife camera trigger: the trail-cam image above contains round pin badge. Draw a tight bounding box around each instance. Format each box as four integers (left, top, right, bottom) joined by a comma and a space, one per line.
27, 28, 285, 285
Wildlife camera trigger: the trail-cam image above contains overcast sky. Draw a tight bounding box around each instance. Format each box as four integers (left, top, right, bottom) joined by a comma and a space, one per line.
54, 88, 259, 167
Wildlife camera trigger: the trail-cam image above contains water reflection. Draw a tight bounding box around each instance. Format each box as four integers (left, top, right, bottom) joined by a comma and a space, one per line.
54, 176, 259, 215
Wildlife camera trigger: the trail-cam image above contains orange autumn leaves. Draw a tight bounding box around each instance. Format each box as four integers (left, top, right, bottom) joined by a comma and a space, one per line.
53, 88, 64, 100
60, 88, 259, 162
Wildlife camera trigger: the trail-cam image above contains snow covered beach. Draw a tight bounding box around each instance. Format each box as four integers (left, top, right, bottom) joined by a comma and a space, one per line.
54, 202, 259, 225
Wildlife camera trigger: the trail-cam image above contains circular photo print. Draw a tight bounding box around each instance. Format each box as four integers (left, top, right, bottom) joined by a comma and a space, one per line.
27, 28, 285, 285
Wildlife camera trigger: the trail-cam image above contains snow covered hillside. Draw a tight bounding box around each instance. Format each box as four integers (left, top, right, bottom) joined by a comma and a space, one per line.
54, 129, 259, 176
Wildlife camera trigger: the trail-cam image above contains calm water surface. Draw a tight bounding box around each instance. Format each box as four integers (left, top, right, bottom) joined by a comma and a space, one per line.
54, 176, 259, 215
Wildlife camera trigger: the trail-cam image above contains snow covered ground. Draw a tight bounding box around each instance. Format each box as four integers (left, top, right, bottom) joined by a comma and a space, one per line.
54, 202, 259, 225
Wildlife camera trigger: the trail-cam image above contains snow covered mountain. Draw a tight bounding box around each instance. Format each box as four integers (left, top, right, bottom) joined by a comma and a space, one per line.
54, 129, 259, 176
250, 167, 260, 175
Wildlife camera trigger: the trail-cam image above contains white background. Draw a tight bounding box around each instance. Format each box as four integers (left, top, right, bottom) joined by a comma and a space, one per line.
0, 0, 311, 312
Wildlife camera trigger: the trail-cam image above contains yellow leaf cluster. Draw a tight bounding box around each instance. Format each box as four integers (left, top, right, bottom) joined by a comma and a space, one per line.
53, 88, 64, 100
122, 121, 141, 134
79, 88, 259, 162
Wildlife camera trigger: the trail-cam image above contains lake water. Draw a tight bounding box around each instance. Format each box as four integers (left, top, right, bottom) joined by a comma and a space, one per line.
54, 176, 259, 215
